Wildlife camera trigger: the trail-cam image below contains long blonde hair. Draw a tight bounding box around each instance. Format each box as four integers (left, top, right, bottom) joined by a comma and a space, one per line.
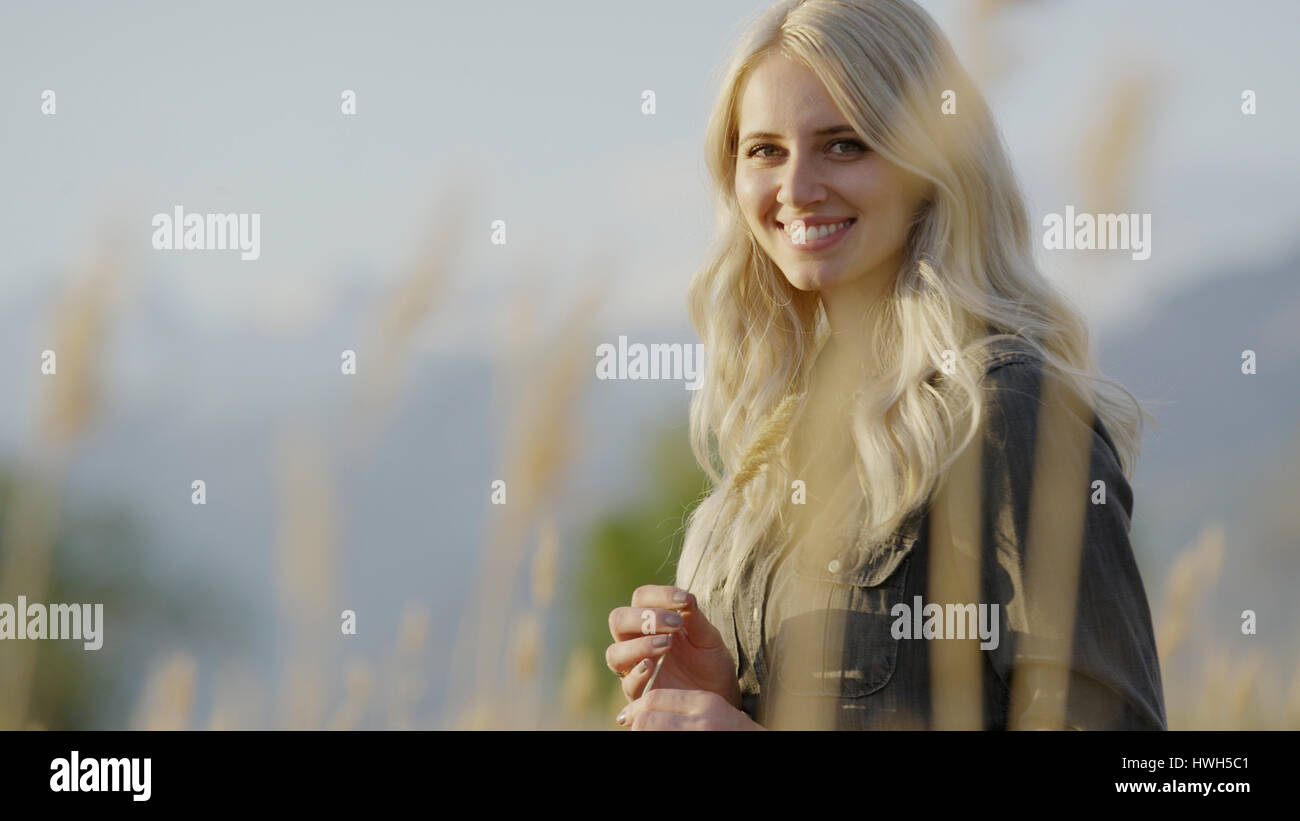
677, 0, 1149, 609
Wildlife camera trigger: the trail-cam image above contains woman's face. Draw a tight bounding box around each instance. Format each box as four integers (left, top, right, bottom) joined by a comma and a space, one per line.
734, 53, 930, 311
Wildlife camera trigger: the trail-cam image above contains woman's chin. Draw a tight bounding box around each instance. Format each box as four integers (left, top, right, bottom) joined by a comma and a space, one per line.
782, 271, 844, 294
783, 279, 821, 294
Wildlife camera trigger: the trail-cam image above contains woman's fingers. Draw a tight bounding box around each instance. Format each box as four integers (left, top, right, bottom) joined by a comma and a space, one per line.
621, 585, 725, 650
624, 708, 682, 731
620, 657, 657, 701
629, 585, 727, 650
629, 584, 697, 612
606, 605, 686, 641
616, 688, 712, 729
603, 633, 674, 678
616, 688, 761, 731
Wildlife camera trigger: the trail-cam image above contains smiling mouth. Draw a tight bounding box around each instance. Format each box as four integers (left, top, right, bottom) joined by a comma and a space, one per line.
775, 217, 857, 248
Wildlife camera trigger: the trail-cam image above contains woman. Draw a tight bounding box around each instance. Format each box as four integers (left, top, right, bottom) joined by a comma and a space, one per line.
606, 0, 1166, 730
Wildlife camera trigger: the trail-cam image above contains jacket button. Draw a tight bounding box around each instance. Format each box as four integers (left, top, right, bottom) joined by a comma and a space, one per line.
827, 559, 841, 573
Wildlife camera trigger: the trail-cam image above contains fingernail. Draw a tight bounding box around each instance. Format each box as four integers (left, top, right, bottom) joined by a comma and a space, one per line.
638, 659, 652, 673
616, 710, 627, 726
653, 635, 670, 647
673, 590, 688, 603
663, 612, 682, 627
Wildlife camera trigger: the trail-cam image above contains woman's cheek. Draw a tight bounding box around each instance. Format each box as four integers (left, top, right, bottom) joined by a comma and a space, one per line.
856, 191, 906, 255
733, 187, 756, 230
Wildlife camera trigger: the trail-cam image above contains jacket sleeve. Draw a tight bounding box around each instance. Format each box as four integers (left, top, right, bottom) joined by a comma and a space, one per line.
977, 358, 1167, 730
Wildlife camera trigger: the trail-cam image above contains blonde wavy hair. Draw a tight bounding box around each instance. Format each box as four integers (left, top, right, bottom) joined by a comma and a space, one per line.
677, 0, 1150, 609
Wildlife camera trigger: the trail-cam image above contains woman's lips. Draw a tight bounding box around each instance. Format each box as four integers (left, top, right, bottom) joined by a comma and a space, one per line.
775, 218, 857, 252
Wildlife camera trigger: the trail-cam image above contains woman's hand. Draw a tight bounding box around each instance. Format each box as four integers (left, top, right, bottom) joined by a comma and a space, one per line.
616, 688, 765, 731
606, 584, 741, 708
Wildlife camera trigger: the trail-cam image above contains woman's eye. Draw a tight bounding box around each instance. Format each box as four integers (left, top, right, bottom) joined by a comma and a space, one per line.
744, 140, 866, 159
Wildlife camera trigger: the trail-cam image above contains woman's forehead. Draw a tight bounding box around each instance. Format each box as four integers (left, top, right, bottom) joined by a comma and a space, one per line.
737, 58, 845, 132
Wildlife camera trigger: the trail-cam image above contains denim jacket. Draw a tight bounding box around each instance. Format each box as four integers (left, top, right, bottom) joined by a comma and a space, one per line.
705, 338, 1167, 730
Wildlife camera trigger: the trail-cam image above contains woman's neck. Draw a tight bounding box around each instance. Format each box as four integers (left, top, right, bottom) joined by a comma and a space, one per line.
818, 248, 902, 351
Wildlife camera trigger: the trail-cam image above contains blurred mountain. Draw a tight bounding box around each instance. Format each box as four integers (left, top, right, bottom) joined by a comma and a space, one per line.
1097, 244, 1300, 609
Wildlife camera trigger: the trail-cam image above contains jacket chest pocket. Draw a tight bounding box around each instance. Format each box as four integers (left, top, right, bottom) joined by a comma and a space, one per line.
771, 518, 919, 700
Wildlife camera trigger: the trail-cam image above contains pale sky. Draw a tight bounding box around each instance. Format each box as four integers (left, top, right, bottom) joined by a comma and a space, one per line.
2, 0, 1297, 354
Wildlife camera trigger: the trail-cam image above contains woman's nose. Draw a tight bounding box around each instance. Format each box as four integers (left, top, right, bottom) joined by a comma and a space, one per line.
777, 152, 828, 210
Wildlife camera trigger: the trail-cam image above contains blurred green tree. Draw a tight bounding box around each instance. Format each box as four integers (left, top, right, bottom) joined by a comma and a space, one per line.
569, 426, 707, 682
0, 468, 239, 729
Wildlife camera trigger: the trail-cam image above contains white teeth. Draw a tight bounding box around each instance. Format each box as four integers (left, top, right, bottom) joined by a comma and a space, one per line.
785, 220, 853, 242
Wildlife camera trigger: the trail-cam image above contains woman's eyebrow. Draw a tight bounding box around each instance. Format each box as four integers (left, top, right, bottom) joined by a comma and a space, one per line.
740, 124, 857, 143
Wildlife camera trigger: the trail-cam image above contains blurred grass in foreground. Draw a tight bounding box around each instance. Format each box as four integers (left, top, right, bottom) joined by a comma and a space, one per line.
4, 181, 1297, 730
